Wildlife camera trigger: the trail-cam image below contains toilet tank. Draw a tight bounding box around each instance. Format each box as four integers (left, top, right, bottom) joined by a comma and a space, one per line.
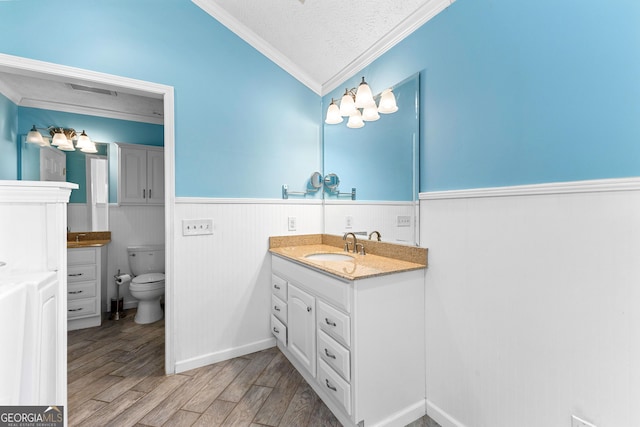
127, 245, 165, 276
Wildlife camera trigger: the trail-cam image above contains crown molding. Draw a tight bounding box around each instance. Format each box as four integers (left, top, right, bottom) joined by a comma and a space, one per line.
321, 0, 455, 94
419, 177, 640, 200
192, 0, 322, 95
0, 77, 22, 104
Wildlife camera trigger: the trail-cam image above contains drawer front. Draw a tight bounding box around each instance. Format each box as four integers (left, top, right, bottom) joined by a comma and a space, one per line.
272, 274, 287, 301
67, 298, 98, 319
271, 294, 287, 324
67, 264, 96, 283
318, 300, 351, 347
68, 248, 96, 265
318, 329, 350, 382
271, 314, 287, 346
318, 358, 351, 415
67, 281, 97, 301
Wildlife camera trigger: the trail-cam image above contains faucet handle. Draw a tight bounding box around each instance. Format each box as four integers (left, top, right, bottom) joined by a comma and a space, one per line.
355, 243, 366, 255
344, 242, 351, 252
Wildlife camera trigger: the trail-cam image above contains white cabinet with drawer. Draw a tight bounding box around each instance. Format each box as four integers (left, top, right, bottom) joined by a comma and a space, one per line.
271, 254, 426, 427
67, 246, 107, 330
270, 273, 288, 346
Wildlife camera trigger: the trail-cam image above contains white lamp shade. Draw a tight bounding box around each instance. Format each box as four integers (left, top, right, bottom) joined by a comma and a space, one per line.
339, 92, 356, 117
355, 78, 376, 109
76, 130, 92, 149
362, 106, 380, 122
346, 110, 365, 129
58, 140, 75, 151
51, 131, 67, 146
325, 101, 343, 124
378, 89, 398, 114
26, 126, 44, 145
81, 143, 98, 153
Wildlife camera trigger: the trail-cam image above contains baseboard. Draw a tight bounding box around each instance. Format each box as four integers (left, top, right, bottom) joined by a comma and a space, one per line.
426, 400, 467, 427
174, 337, 276, 373
371, 399, 426, 427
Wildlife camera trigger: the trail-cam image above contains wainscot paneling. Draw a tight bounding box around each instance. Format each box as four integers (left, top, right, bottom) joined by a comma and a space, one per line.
172, 199, 322, 373
420, 178, 640, 427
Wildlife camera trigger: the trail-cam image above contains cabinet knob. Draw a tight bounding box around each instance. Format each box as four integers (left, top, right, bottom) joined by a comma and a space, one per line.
307, 306, 312, 312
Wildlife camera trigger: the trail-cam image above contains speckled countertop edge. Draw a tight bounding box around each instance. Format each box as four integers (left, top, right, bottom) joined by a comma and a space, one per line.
269, 234, 427, 281
67, 231, 111, 248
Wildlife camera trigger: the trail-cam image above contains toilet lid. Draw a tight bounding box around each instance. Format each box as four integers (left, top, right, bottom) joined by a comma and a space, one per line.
132, 273, 165, 284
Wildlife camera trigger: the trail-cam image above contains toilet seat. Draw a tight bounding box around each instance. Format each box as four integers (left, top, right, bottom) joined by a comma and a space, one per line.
132, 272, 165, 284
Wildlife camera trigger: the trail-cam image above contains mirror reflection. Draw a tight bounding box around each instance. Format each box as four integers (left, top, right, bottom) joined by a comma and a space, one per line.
323, 73, 420, 245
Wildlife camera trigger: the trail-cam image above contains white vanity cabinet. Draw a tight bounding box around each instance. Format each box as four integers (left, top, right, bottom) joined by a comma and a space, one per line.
67, 246, 106, 331
271, 255, 426, 427
118, 143, 164, 205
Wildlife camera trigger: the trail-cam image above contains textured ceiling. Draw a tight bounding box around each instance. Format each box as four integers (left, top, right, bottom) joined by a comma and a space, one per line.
194, 0, 454, 94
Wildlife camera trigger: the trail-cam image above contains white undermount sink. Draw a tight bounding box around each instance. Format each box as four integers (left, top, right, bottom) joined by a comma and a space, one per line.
304, 253, 354, 262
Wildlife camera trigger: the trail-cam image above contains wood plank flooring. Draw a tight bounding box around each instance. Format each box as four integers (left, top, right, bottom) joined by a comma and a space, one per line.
68, 309, 440, 427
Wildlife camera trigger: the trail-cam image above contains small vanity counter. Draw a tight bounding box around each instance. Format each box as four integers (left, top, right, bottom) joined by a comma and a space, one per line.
269, 233, 427, 281
67, 231, 110, 330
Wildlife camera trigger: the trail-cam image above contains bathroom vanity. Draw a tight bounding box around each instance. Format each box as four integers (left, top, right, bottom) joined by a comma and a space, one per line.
269, 234, 427, 427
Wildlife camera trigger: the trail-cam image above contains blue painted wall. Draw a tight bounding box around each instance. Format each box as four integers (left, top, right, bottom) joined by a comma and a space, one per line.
0, 92, 17, 180
0, 0, 321, 198
18, 107, 163, 203
325, 0, 640, 192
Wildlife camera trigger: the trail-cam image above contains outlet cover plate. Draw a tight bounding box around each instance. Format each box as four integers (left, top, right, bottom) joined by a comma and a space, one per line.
182, 219, 213, 236
288, 216, 297, 231
397, 215, 411, 227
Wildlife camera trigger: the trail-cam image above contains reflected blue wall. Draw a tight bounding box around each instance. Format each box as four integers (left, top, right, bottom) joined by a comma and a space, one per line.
0, 92, 17, 180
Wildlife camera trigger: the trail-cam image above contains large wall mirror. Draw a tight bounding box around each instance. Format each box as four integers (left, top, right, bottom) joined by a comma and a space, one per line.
323, 73, 420, 245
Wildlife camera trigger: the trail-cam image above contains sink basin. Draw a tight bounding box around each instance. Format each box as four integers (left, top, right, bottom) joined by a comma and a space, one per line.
304, 253, 354, 262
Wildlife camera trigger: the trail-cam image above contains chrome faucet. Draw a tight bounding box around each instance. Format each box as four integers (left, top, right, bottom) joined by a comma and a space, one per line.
75, 233, 87, 243
368, 230, 382, 241
343, 232, 357, 253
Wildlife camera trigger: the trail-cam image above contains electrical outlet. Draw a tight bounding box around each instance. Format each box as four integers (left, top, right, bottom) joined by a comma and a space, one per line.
397, 215, 411, 227
182, 219, 213, 236
572, 415, 597, 427
288, 216, 297, 231
345, 215, 353, 229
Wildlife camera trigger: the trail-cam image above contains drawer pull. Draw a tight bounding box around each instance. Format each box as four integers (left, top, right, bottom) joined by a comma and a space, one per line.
325, 379, 337, 392
274, 306, 280, 311
68, 290, 83, 294
324, 348, 336, 359
68, 308, 83, 312
325, 318, 336, 327
273, 327, 280, 334
307, 306, 312, 312
274, 284, 281, 290
68, 273, 83, 277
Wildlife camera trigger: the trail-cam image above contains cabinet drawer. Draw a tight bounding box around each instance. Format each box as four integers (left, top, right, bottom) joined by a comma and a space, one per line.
272, 274, 287, 301
67, 281, 97, 301
67, 298, 98, 319
318, 330, 350, 382
67, 265, 97, 283
271, 314, 287, 345
318, 358, 351, 415
68, 248, 96, 265
272, 294, 287, 324
318, 300, 351, 347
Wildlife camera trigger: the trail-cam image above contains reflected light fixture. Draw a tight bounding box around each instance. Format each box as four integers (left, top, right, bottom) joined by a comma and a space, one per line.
26, 125, 97, 153
325, 76, 398, 128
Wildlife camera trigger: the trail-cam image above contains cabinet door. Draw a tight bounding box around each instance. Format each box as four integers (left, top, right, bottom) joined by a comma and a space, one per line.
119, 147, 147, 204
146, 149, 164, 205
287, 284, 316, 377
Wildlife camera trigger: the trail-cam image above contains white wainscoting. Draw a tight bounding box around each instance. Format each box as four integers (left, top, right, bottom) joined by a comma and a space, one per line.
420, 178, 640, 427
172, 199, 322, 373
324, 201, 418, 244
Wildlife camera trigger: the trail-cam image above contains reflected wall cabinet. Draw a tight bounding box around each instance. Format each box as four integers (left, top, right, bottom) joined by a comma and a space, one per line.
117, 143, 164, 205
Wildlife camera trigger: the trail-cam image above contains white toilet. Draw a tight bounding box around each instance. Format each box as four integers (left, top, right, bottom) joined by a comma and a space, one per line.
127, 245, 165, 324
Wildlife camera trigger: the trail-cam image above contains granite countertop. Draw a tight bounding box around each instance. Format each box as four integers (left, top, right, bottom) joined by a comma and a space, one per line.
269, 234, 427, 281
67, 231, 111, 248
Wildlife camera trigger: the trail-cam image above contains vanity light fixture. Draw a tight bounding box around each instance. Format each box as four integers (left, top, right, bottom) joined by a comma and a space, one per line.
325, 76, 398, 128
26, 125, 97, 153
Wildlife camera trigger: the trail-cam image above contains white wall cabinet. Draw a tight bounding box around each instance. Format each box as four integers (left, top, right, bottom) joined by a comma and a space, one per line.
271, 255, 426, 427
118, 144, 164, 205
67, 246, 106, 331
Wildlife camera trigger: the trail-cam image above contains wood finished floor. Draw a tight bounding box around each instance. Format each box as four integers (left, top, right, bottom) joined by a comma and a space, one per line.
68, 309, 440, 427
